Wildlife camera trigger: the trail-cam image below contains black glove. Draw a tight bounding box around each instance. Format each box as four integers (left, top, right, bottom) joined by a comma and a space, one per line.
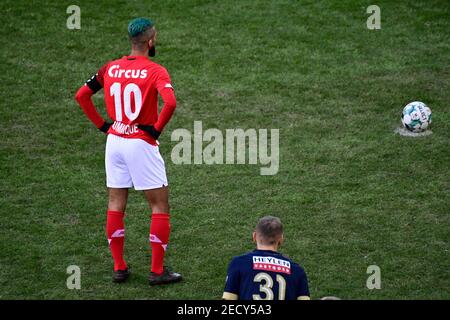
138, 124, 161, 140
99, 121, 112, 133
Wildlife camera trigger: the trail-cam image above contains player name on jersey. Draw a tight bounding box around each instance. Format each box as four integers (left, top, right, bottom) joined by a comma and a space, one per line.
112, 121, 139, 135
252, 256, 291, 275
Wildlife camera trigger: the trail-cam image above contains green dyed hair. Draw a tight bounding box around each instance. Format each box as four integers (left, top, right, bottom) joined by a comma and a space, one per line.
128, 18, 154, 38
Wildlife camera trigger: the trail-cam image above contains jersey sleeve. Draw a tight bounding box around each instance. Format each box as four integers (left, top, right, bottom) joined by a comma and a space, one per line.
153, 86, 177, 132
74, 62, 110, 129
155, 67, 173, 93
222, 258, 240, 300
85, 63, 108, 93
296, 267, 310, 300
153, 66, 177, 132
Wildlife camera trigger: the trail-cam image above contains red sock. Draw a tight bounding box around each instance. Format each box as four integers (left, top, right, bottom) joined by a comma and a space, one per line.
106, 210, 127, 271
149, 213, 170, 274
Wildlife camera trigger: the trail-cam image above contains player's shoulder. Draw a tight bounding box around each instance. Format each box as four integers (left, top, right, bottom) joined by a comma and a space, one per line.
148, 59, 165, 68
102, 56, 123, 67
231, 251, 254, 262
291, 261, 306, 274
148, 60, 170, 75
276, 252, 296, 263
287, 259, 307, 278
226, 251, 256, 275
229, 251, 256, 266
276, 252, 306, 273
96, 58, 119, 74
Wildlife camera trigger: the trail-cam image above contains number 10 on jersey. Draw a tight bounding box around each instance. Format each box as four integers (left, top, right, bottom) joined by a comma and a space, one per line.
110, 82, 142, 121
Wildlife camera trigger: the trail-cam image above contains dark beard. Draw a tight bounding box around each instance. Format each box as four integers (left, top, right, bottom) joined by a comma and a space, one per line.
149, 46, 156, 57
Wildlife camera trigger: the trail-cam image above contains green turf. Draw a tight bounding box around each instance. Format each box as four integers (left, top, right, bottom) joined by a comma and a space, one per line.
0, 0, 449, 299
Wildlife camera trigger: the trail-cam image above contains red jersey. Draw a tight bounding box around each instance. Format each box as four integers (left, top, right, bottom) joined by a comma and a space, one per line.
78, 55, 176, 146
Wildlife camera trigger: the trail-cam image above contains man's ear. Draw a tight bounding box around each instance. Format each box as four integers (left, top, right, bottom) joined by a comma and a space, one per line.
279, 234, 284, 246
252, 232, 257, 243
148, 30, 157, 48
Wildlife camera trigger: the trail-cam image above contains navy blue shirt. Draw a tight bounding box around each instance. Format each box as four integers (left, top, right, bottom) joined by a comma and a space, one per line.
223, 249, 310, 300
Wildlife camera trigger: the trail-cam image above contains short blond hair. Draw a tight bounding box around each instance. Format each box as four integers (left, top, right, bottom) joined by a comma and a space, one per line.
255, 216, 283, 245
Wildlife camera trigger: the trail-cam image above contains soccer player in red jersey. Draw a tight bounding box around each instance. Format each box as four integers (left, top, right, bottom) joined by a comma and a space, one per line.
75, 18, 182, 285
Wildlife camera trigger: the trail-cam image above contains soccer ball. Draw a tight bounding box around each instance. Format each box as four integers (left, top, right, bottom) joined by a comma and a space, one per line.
401, 101, 432, 132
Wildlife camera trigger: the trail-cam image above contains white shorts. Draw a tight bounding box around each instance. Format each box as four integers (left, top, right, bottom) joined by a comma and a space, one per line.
105, 134, 168, 190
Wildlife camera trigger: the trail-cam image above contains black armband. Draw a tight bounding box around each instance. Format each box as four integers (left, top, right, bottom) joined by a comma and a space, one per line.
99, 122, 112, 133
137, 125, 161, 140
85, 74, 102, 93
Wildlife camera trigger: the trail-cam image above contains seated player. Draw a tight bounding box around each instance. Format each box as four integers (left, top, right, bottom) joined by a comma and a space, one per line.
223, 216, 310, 300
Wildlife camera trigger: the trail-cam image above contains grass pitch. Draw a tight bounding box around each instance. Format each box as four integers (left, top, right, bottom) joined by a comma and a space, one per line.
0, 0, 449, 299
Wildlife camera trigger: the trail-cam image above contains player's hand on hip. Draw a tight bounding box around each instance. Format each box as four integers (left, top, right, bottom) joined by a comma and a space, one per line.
138, 124, 161, 140
99, 121, 112, 133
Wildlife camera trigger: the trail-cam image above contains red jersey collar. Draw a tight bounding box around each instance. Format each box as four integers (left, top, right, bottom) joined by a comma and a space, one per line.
123, 55, 150, 61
